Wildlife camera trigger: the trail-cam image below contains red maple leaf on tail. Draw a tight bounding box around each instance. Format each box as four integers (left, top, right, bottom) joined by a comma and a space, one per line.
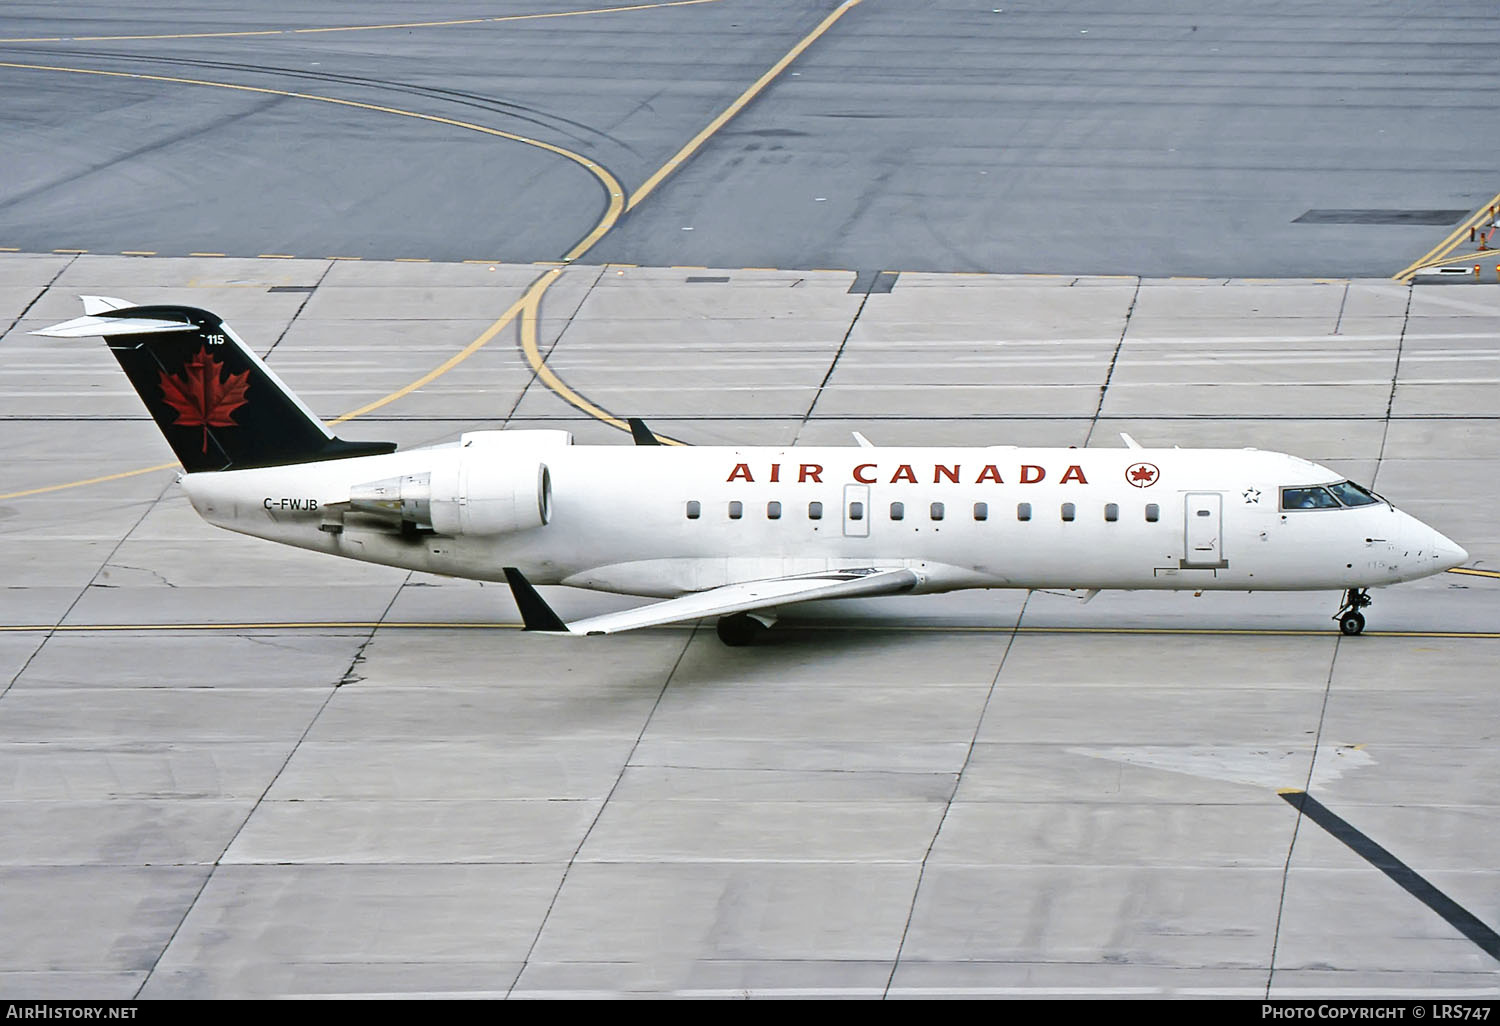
158, 346, 251, 453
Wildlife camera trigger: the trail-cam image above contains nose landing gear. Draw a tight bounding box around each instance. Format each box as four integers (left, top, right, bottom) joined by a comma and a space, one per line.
1334, 588, 1371, 636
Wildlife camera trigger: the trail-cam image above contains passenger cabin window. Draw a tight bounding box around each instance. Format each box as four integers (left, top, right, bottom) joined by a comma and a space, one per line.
1281, 486, 1340, 510
890, 501, 905, 521
808, 501, 823, 520
1017, 502, 1032, 521
767, 500, 782, 520
1104, 503, 1119, 522
686, 500, 701, 520
930, 502, 945, 521
849, 501, 865, 521
1061, 502, 1075, 522
973, 502, 988, 521
728, 501, 743, 520
1327, 481, 1380, 507
1145, 503, 1159, 522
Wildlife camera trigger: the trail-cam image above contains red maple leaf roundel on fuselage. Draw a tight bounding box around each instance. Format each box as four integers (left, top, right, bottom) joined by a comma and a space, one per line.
158, 346, 251, 453
1126, 462, 1160, 487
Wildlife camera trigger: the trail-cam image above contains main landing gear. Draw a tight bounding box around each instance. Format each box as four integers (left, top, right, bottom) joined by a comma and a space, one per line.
1334, 588, 1372, 636
716, 612, 774, 647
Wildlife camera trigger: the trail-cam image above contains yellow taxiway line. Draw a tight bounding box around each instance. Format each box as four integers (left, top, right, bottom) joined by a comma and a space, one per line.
627, 0, 865, 212
1393, 189, 1500, 281
0, 462, 179, 502
0, 1, 723, 44
1448, 567, 1500, 580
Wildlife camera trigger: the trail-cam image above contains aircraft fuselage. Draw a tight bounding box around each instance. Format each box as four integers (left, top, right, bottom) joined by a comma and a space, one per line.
180, 432, 1464, 598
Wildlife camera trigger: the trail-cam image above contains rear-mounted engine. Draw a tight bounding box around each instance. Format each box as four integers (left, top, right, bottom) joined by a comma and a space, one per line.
340, 432, 564, 537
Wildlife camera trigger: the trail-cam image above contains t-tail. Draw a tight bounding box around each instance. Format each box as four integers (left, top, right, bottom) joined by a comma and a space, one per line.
34, 296, 395, 473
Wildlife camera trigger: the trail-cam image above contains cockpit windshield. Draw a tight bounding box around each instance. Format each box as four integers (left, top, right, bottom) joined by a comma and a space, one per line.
1326, 480, 1380, 507
1282, 486, 1340, 509
1281, 481, 1384, 511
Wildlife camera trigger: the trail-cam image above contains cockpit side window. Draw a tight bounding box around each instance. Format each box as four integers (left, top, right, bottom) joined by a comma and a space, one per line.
1281, 486, 1340, 510
1327, 480, 1380, 507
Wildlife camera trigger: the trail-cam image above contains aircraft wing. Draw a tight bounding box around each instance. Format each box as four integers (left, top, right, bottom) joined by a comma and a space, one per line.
503, 566, 920, 636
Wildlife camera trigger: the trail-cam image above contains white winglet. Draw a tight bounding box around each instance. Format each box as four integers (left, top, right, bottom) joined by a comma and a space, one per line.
1120, 432, 1142, 450
852, 431, 875, 448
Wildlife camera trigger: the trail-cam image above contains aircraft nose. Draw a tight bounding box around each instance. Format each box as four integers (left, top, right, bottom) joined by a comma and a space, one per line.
1431, 530, 1468, 571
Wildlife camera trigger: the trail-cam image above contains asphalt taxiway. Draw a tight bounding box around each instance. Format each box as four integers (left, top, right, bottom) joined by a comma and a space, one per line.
4, 0, 1500, 276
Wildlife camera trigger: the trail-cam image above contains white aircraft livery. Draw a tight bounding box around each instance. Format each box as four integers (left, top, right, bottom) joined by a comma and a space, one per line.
37, 298, 1468, 644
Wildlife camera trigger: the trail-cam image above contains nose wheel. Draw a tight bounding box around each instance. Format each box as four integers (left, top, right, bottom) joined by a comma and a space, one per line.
1334, 588, 1371, 636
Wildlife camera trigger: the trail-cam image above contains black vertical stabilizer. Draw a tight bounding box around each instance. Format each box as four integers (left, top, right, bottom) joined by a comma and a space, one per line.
91, 305, 395, 473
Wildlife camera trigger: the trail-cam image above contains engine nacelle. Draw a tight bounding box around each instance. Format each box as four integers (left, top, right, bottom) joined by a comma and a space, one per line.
347, 433, 560, 537
430, 455, 551, 537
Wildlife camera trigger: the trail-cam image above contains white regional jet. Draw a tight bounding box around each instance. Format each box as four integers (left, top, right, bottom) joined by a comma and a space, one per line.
37, 298, 1468, 644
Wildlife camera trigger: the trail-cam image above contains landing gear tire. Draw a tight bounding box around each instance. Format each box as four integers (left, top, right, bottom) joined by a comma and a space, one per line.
1334, 588, 1371, 637
716, 613, 768, 647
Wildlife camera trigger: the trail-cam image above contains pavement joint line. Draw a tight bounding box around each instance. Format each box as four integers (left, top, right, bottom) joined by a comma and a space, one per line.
508, 619, 703, 997
885, 589, 1031, 996
1267, 608, 1345, 992
262, 260, 333, 360
795, 282, 871, 440
2, 470, 178, 706
1082, 279, 1141, 447
133, 571, 417, 999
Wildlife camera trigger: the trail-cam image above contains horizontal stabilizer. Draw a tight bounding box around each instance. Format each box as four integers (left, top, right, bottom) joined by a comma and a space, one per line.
32, 313, 195, 338
502, 567, 920, 637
